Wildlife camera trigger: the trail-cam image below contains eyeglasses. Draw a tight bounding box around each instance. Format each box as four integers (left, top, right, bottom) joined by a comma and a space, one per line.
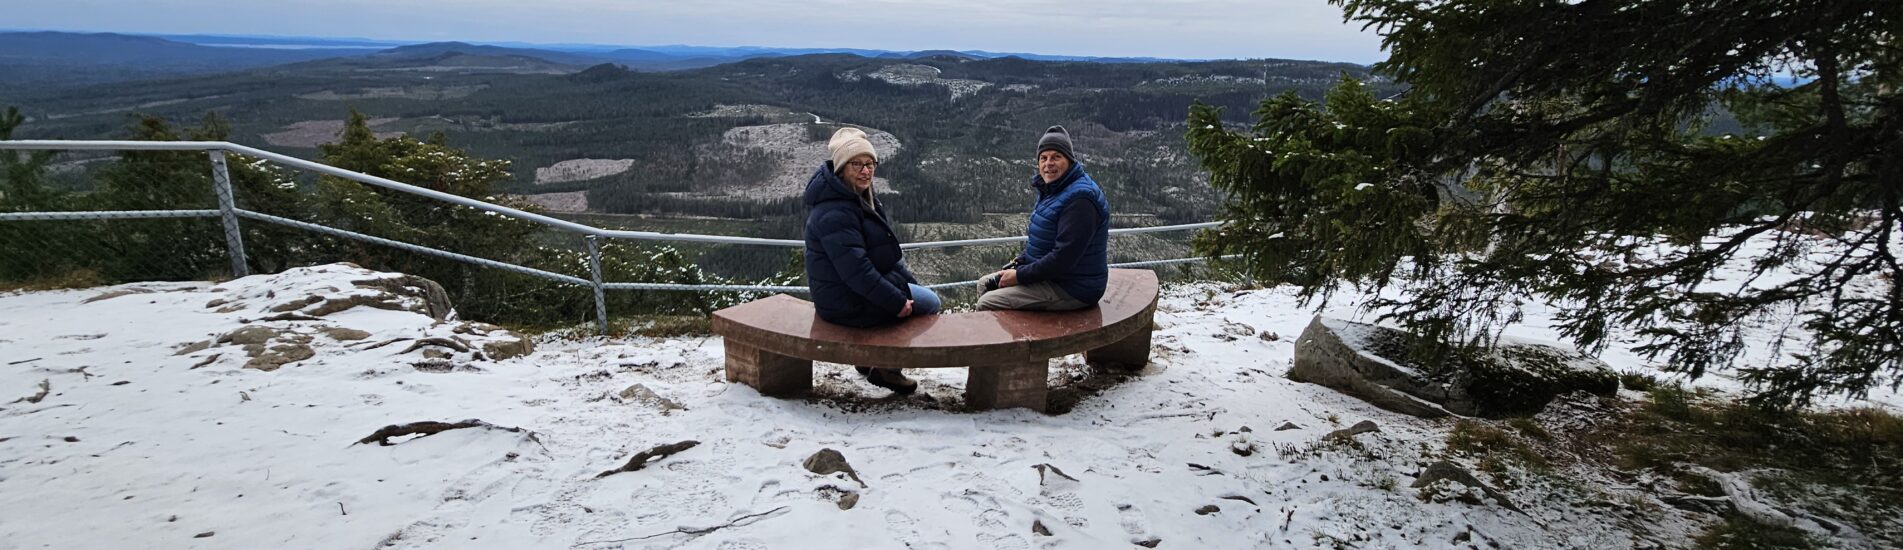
846, 160, 879, 171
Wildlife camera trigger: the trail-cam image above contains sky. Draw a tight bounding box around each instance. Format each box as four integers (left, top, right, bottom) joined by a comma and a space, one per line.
9, 0, 1388, 63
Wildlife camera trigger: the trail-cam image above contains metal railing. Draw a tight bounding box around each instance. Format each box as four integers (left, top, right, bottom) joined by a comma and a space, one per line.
0, 140, 1231, 332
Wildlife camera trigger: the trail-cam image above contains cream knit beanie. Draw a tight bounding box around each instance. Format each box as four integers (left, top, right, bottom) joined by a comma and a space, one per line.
828, 127, 878, 173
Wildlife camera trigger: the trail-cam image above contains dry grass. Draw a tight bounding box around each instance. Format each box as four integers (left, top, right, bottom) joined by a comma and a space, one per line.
0, 268, 104, 293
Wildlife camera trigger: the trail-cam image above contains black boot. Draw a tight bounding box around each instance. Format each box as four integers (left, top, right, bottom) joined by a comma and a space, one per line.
860, 367, 917, 395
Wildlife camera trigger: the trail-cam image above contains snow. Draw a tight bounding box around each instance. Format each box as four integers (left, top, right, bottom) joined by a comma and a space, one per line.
2, 264, 1897, 548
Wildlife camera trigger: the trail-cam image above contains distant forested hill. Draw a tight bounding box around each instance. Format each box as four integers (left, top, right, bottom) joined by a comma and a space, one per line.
2, 46, 1398, 280
0, 32, 370, 88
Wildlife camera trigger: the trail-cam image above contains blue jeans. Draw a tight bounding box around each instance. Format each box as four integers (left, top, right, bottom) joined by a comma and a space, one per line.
908, 283, 942, 316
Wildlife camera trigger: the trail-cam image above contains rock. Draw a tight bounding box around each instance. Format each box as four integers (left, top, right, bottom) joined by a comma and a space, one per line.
802, 448, 865, 487
173, 340, 212, 356
1411, 460, 1518, 511
244, 343, 314, 371
836, 491, 860, 510
1222, 321, 1256, 337
1274, 422, 1302, 431
422, 349, 449, 360
1195, 505, 1220, 515
1259, 331, 1280, 342
193, 531, 214, 538
617, 384, 686, 413
351, 275, 453, 320
1136, 538, 1162, 548
1289, 316, 1618, 418
268, 295, 324, 313
318, 327, 371, 341
220, 326, 282, 346
206, 298, 229, 309
305, 294, 408, 317
1032, 520, 1052, 536
454, 322, 504, 335
1230, 436, 1254, 457
1324, 420, 1380, 441
481, 331, 535, 361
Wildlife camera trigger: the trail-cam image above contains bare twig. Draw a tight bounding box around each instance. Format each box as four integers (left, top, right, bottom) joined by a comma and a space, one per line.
578, 506, 789, 545
190, 353, 221, 369
595, 440, 700, 478
354, 419, 528, 446
255, 312, 326, 323
356, 338, 412, 351
7, 358, 41, 365
12, 379, 50, 404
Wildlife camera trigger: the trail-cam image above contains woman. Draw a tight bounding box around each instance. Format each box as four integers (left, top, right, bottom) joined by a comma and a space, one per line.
802, 127, 940, 394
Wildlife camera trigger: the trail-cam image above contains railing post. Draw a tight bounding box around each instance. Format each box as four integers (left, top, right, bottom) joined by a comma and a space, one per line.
585, 235, 609, 335
207, 150, 249, 278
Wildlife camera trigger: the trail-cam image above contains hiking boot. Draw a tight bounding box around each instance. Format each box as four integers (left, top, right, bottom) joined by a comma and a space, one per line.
858, 367, 917, 395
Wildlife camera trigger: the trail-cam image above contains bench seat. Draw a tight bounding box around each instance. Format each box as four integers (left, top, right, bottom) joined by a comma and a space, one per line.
710, 269, 1160, 412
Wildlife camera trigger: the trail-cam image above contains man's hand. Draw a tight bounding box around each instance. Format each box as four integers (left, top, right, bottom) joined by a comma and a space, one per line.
899, 300, 914, 318
999, 269, 1018, 288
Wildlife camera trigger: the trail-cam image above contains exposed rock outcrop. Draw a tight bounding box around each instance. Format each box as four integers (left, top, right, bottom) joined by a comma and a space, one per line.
1290, 316, 1617, 418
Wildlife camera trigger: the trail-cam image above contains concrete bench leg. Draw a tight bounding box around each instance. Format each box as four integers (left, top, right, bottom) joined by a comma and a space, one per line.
966, 359, 1049, 412
724, 342, 812, 397
1086, 325, 1153, 369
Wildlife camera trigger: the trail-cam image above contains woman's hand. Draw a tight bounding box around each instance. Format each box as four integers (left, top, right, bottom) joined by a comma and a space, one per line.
899, 300, 914, 318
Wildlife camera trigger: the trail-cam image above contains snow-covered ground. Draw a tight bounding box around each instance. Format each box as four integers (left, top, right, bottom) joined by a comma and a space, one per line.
1, 264, 1895, 549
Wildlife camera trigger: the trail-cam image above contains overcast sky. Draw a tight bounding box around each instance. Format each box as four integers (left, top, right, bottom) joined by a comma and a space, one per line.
10, 0, 1387, 63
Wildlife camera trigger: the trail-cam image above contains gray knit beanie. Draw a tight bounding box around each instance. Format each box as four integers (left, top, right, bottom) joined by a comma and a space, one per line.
1036, 125, 1074, 162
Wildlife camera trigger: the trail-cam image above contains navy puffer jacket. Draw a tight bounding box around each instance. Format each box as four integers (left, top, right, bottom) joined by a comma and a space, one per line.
803, 162, 918, 328
1017, 162, 1110, 304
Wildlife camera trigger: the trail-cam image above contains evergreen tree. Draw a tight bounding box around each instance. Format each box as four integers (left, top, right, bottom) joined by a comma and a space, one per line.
1187, 0, 1900, 406
0, 106, 76, 284
0, 107, 57, 211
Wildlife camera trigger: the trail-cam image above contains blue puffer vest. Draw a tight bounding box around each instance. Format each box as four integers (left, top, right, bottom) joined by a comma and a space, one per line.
802, 161, 917, 328
1023, 162, 1110, 303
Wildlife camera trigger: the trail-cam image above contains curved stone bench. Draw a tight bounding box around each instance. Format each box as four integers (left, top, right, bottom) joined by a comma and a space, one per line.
710, 269, 1160, 412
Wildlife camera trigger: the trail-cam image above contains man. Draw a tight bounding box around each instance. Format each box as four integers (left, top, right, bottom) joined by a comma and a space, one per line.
803, 127, 941, 394
977, 125, 1111, 311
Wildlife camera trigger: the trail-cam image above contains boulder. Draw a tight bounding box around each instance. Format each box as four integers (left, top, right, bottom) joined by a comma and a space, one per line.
481, 332, 535, 361
1290, 316, 1617, 418
351, 275, 453, 320
1412, 460, 1518, 511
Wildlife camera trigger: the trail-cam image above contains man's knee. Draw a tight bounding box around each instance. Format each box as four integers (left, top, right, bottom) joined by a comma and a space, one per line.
975, 290, 1009, 311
